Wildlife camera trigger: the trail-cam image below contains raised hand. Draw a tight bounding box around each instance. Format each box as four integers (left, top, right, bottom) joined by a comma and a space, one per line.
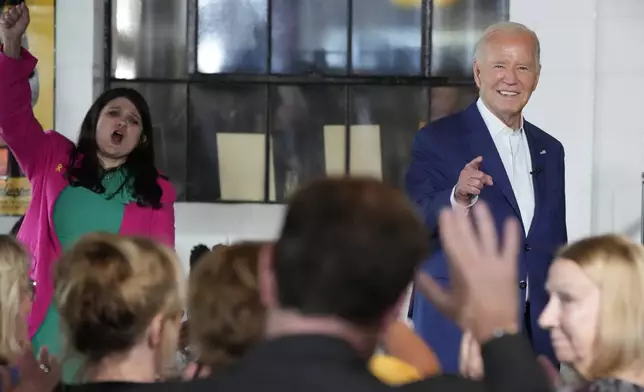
414, 201, 520, 342
0, 3, 30, 45
454, 156, 493, 206
14, 347, 60, 392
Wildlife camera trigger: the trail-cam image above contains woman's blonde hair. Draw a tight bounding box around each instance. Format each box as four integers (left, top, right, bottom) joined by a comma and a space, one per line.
54, 233, 184, 364
188, 242, 265, 369
557, 234, 644, 379
0, 235, 30, 364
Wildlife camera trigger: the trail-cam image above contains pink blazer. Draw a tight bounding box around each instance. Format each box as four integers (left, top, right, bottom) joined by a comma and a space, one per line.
0, 48, 176, 337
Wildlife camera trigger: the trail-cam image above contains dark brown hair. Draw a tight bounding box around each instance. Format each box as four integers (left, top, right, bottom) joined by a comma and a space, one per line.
274, 177, 428, 327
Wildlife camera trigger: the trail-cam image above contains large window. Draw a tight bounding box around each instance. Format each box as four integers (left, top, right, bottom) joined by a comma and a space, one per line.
106, 0, 508, 202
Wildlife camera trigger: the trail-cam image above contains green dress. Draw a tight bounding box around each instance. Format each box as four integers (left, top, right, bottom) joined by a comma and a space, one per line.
31, 168, 134, 383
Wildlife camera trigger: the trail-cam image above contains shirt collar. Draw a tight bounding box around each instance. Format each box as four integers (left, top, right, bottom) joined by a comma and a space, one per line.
476, 98, 524, 138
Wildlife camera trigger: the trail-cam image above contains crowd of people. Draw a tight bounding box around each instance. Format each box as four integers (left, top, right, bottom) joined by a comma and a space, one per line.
2, 3, 644, 392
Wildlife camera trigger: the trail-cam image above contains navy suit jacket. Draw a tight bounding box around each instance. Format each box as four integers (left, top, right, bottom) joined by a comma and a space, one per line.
405, 102, 567, 373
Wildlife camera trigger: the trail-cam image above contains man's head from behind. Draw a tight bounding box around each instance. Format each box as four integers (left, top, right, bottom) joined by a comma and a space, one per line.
473, 22, 541, 128
259, 177, 428, 336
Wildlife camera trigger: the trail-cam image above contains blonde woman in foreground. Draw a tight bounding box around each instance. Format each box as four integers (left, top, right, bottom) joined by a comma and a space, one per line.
0, 235, 59, 391
460, 234, 644, 392
52, 233, 185, 390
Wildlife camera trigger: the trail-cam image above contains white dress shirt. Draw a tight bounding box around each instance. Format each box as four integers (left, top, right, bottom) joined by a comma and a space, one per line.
450, 99, 535, 300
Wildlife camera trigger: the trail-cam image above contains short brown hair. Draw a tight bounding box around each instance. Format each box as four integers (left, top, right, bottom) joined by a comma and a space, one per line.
557, 234, 644, 379
188, 242, 265, 369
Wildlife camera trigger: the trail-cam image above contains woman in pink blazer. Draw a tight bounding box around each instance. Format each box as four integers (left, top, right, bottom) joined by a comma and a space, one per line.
0, 3, 176, 381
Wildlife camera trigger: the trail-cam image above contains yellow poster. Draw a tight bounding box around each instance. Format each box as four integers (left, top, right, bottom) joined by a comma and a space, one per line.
0, 0, 55, 215
26, 0, 55, 130
0, 177, 31, 216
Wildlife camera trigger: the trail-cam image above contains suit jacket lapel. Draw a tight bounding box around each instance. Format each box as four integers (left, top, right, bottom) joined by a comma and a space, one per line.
463, 104, 521, 220
524, 122, 547, 237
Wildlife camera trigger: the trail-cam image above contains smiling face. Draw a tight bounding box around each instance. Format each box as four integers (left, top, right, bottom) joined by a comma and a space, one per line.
538, 258, 600, 375
473, 29, 540, 128
95, 97, 143, 164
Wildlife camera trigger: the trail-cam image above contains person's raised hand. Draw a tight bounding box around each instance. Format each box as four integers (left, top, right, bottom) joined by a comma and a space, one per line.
454, 156, 493, 206
0, 3, 30, 44
414, 201, 520, 342
14, 347, 60, 392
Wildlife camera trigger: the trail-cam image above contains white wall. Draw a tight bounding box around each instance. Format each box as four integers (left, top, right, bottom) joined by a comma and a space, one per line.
590, 1, 644, 240
511, 0, 597, 242
5, 0, 644, 268
513, 0, 644, 242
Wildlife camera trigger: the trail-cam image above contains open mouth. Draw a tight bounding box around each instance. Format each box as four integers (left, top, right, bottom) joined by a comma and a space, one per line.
111, 130, 124, 145
498, 90, 519, 97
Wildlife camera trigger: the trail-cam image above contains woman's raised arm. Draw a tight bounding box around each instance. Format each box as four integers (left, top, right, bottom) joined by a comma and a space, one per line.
0, 4, 66, 181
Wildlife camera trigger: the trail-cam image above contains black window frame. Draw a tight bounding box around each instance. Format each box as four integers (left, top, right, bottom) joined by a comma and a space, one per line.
103, 0, 494, 204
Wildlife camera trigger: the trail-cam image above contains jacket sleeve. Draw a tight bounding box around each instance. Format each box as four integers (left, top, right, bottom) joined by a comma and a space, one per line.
480, 334, 553, 392
404, 127, 455, 233
403, 335, 553, 392
0, 48, 65, 181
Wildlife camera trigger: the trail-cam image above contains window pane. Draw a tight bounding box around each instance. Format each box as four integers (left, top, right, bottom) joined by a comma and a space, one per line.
351, 86, 429, 188
429, 86, 479, 122
188, 84, 267, 202
352, 0, 422, 75
431, 0, 509, 78
111, 0, 188, 79
109, 82, 189, 200
196, 0, 268, 74
271, 0, 348, 74
349, 86, 478, 189
269, 85, 346, 202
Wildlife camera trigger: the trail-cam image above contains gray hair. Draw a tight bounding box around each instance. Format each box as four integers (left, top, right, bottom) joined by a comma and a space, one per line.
474, 22, 541, 66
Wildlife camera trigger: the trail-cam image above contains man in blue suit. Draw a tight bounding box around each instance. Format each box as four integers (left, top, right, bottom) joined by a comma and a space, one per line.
405, 21, 567, 373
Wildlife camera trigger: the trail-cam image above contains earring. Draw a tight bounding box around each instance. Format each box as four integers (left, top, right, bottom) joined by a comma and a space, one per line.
140, 134, 148, 145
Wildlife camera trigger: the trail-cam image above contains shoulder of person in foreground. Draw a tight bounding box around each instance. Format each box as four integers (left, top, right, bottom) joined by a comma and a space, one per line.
52, 380, 194, 392
402, 334, 553, 392
401, 373, 484, 392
